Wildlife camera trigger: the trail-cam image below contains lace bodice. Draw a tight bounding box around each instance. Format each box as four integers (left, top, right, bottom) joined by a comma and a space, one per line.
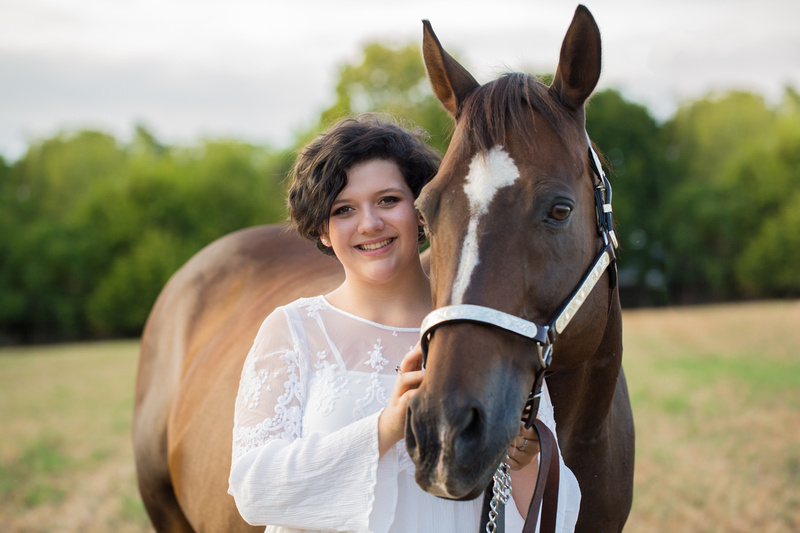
232, 296, 419, 471
228, 296, 580, 533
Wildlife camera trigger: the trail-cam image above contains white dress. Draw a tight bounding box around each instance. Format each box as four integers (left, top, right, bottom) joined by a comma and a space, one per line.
228, 296, 580, 533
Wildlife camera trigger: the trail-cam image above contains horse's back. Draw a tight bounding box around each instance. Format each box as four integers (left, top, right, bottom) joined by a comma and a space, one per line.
133, 224, 343, 532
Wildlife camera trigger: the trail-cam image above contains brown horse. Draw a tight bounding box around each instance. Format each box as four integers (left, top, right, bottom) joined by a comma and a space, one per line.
408, 5, 634, 531
133, 5, 633, 532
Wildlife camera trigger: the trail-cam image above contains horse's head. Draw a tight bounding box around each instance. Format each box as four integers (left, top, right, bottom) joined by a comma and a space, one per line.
407, 6, 615, 500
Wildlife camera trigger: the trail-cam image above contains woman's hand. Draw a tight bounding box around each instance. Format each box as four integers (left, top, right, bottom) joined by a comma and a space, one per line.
377, 343, 425, 457
507, 422, 540, 471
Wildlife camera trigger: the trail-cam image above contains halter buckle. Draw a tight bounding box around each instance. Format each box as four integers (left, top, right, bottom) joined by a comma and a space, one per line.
537, 339, 553, 369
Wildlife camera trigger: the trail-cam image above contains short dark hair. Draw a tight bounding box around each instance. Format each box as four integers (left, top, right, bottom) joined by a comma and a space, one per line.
287, 114, 441, 256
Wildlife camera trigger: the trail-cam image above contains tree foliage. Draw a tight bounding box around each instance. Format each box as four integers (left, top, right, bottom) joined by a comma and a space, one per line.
1, 40, 798, 344
316, 42, 452, 155
586, 89, 670, 305
0, 128, 289, 343
660, 89, 800, 301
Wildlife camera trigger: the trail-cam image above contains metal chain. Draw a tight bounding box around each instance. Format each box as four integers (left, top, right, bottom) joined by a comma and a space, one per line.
485, 456, 512, 533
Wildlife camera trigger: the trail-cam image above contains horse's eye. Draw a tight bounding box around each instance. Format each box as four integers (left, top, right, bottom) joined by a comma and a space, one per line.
549, 204, 572, 222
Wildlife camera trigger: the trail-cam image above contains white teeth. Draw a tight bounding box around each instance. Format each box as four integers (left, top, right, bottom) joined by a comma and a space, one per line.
358, 238, 393, 251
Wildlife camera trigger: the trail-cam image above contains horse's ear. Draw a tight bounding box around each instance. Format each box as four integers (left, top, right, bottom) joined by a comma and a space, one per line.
422, 20, 480, 118
549, 5, 601, 110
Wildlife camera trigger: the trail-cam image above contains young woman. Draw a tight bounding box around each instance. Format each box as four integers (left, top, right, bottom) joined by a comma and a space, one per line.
228, 115, 570, 532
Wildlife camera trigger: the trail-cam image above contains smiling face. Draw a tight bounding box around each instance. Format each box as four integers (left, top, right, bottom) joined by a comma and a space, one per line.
321, 158, 424, 288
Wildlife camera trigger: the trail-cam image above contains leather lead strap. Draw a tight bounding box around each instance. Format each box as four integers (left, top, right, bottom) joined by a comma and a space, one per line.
539, 422, 561, 533
522, 419, 560, 533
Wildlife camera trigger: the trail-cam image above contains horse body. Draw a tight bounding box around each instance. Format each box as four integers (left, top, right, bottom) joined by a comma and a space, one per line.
134, 6, 633, 532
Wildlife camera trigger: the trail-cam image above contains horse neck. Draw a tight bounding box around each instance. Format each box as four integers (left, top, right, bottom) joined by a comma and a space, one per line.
547, 288, 623, 449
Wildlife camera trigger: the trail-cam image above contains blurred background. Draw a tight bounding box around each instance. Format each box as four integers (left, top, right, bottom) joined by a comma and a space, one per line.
1, 1, 798, 531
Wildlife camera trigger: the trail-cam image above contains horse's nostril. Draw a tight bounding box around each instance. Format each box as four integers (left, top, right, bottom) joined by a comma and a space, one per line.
459, 405, 484, 444
446, 403, 485, 465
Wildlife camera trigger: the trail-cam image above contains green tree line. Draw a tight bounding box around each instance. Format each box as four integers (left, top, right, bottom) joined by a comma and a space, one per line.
0, 128, 292, 343
1, 42, 798, 343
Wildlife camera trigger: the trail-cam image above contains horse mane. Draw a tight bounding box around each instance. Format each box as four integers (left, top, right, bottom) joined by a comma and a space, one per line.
456, 72, 579, 154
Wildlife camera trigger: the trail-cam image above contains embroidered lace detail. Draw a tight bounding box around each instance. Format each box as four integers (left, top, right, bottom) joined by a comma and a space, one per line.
353, 339, 391, 419
365, 339, 389, 372
353, 374, 390, 419
232, 350, 304, 462
239, 358, 271, 410
312, 350, 347, 416
300, 296, 326, 318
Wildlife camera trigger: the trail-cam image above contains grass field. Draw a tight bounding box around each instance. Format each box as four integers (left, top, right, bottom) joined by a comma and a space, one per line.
1, 300, 798, 532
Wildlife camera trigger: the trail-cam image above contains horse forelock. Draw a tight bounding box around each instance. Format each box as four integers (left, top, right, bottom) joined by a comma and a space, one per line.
443, 73, 582, 305
456, 72, 578, 156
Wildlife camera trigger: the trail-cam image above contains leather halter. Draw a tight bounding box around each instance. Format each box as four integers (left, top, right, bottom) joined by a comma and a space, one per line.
418, 133, 618, 532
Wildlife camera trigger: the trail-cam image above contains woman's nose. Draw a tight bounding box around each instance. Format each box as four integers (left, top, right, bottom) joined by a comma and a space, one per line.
358, 207, 385, 233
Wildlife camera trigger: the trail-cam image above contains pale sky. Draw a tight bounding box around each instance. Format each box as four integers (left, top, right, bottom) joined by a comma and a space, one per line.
2, 0, 798, 161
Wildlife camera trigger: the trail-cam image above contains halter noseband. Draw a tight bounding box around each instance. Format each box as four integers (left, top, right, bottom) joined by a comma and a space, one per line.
419, 131, 618, 427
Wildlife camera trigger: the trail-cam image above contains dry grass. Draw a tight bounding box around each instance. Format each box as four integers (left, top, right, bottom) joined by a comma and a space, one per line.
0, 300, 798, 532
0, 341, 151, 533
623, 300, 800, 532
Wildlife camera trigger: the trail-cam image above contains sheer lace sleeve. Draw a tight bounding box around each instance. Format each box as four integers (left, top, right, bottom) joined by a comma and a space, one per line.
228, 305, 397, 532
231, 308, 306, 464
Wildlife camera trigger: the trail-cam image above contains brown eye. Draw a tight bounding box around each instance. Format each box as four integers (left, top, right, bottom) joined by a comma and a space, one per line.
550, 204, 572, 221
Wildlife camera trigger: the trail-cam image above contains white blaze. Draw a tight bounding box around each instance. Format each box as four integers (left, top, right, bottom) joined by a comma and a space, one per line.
451, 146, 520, 304
430, 425, 453, 498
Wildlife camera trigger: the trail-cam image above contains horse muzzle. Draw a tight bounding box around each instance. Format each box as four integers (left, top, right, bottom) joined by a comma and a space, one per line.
404, 326, 530, 501
405, 390, 500, 500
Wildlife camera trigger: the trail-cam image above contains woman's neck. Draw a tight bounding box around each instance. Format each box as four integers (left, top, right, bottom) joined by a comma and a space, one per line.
325, 266, 432, 328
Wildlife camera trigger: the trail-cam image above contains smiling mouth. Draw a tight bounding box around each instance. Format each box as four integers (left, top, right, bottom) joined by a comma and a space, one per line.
356, 238, 394, 251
